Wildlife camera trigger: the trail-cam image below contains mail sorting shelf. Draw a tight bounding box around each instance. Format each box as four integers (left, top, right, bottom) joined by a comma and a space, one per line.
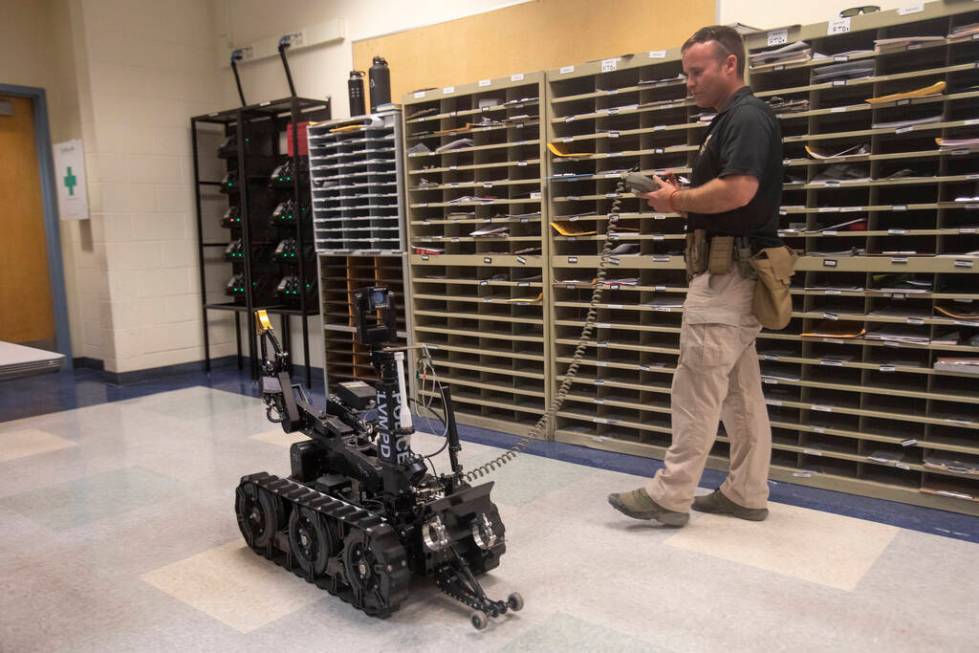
308, 111, 410, 391
403, 72, 551, 435
544, 4, 979, 515
317, 254, 410, 388
308, 111, 405, 254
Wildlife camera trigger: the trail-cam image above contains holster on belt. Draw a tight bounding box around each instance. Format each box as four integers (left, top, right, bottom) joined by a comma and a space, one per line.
684, 229, 707, 281
749, 244, 798, 330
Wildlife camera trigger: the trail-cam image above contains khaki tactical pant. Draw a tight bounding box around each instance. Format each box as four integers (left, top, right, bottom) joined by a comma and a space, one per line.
646, 269, 773, 512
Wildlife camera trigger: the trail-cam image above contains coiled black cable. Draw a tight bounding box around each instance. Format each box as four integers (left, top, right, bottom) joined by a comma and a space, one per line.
462, 177, 628, 481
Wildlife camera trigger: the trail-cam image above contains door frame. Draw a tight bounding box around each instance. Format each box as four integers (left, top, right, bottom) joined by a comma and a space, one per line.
0, 83, 72, 366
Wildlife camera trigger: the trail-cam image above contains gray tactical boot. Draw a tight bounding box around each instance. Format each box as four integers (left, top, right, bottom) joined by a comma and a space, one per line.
608, 488, 689, 527
692, 489, 768, 521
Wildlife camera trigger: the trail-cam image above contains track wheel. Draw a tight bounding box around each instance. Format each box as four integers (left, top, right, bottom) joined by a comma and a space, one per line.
235, 481, 278, 549
507, 592, 524, 612
470, 611, 488, 631
288, 507, 339, 578
343, 529, 401, 616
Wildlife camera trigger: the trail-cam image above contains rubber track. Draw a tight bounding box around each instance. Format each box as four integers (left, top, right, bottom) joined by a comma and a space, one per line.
239, 471, 411, 618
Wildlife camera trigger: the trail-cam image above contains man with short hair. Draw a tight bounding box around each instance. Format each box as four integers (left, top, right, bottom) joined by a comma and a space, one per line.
608, 25, 783, 527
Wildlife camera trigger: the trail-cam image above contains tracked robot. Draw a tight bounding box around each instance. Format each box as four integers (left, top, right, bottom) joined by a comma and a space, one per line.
234, 287, 522, 630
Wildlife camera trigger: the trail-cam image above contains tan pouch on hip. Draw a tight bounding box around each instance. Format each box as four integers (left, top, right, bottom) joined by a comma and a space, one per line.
749, 245, 798, 329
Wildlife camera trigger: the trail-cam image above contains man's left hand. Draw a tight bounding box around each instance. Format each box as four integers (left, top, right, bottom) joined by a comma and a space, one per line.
640, 175, 678, 213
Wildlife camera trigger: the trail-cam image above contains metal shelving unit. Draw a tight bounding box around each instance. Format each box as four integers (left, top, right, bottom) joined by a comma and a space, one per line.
542, 2, 979, 515
308, 111, 410, 391
402, 72, 551, 435
192, 96, 330, 386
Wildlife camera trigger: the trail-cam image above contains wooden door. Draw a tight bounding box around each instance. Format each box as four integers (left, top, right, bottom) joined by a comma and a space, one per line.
0, 95, 55, 346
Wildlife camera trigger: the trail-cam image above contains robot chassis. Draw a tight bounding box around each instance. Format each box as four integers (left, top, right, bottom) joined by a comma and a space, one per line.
234, 287, 522, 630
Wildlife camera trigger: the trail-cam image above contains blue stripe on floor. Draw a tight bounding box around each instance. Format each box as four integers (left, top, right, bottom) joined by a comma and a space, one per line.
2, 367, 977, 544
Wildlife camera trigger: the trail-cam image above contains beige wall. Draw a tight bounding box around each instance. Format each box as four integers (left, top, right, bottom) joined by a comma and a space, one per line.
718, 0, 919, 29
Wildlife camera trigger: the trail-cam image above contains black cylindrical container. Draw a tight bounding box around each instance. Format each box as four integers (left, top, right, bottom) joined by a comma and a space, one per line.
348, 70, 365, 116
368, 56, 391, 111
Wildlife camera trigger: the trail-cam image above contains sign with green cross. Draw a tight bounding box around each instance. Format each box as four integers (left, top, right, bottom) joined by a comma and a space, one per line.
53, 139, 89, 220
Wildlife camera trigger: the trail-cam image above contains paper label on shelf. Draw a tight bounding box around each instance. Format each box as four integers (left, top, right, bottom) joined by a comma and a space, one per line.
653, 125, 667, 131
608, 256, 621, 266
413, 91, 426, 98
516, 256, 527, 264
832, 80, 847, 87
479, 280, 488, 286
482, 297, 493, 303
823, 312, 839, 320
421, 255, 429, 260
530, 191, 541, 199
891, 257, 909, 264
653, 235, 665, 241
829, 106, 848, 113
510, 73, 525, 81
596, 361, 609, 367
888, 229, 907, 235
813, 426, 827, 433
608, 130, 620, 138
568, 256, 578, 264
901, 439, 918, 447
596, 323, 612, 329
594, 378, 605, 385
477, 79, 492, 88
517, 161, 528, 166
879, 365, 896, 372
819, 207, 840, 213
823, 259, 838, 268
955, 259, 974, 268
601, 58, 618, 72
804, 448, 823, 456
824, 230, 838, 235
518, 281, 529, 287
820, 358, 845, 366
960, 227, 978, 234
833, 54, 850, 63
898, 2, 925, 16
767, 28, 789, 46
653, 255, 671, 262
827, 16, 851, 35
654, 285, 667, 291
812, 405, 833, 412
560, 65, 575, 74
653, 148, 664, 153
766, 399, 784, 406
561, 136, 575, 143
442, 86, 455, 94
564, 115, 577, 123
895, 126, 914, 134
648, 50, 667, 59
762, 377, 778, 385
483, 257, 492, 264
906, 317, 924, 325
773, 64, 785, 72
609, 304, 623, 309
895, 98, 911, 106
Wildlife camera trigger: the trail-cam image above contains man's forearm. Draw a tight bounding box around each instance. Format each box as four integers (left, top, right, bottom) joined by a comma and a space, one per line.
672, 176, 757, 214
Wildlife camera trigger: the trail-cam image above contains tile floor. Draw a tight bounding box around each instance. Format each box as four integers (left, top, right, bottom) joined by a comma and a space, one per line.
1, 385, 977, 651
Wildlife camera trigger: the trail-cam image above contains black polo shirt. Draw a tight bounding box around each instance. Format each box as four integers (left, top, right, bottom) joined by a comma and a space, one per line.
687, 86, 782, 245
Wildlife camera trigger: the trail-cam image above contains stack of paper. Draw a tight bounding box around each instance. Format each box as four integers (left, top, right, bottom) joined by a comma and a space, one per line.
936, 136, 979, 150
749, 41, 812, 69
872, 114, 943, 130
935, 304, 979, 322
934, 358, 979, 375
808, 217, 867, 233
805, 143, 869, 160
446, 211, 475, 220
865, 326, 930, 344
865, 81, 946, 105
812, 60, 874, 82
947, 23, 979, 41
767, 96, 810, 113
469, 225, 509, 238
551, 221, 597, 237
413, 246, 444, 255
874, 36, 944, 52
435, 138, 475, 153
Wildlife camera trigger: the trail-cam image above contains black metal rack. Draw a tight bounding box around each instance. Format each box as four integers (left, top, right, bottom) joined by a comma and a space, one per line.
192, 96, 331, 386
